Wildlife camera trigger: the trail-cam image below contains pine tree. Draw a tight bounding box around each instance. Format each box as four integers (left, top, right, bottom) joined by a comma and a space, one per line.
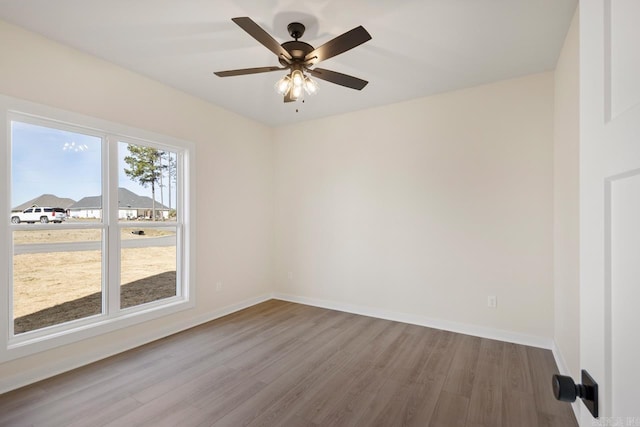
123, 145, 162, 220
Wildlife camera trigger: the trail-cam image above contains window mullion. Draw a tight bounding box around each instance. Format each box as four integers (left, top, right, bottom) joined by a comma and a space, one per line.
105, 136, 120, 315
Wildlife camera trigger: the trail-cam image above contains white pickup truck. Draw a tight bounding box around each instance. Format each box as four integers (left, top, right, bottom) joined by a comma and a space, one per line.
10, 206, 67, 224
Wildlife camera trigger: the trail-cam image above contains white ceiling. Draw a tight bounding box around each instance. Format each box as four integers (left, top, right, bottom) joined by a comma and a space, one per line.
0, 0, 576, 127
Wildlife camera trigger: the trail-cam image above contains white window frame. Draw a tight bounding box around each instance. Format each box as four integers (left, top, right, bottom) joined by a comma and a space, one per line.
0, 94, 196, 362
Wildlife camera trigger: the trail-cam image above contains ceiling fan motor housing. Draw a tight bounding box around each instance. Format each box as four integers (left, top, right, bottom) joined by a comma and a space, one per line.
279, 41, 314, 66
287, 22, 305, 40
280, 23, 314, 67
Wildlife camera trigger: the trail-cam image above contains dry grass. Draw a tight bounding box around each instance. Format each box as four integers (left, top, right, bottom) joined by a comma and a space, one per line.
13, 227, 174, 244
14, 271, 176, 334
12, 228, 177, 334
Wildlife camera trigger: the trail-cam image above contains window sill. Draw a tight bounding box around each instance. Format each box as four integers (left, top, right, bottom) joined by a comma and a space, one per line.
2, 296, 194, 363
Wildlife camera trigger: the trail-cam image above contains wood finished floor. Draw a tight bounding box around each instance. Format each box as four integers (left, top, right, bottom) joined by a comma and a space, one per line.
0, 300, 577, 427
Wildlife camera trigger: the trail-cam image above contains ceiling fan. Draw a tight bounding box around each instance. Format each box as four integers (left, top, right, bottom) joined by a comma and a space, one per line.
214, 17, 372, 103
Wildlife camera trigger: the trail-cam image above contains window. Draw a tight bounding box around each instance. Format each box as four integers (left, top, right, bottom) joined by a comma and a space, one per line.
11, 121, 104, 335
118, 141, 179, 310
1, 97, 194, 361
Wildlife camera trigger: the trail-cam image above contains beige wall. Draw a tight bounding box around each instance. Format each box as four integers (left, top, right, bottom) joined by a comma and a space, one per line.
0, 20, 274, 390
553, 9, 580, 379
274, 73, 555, 339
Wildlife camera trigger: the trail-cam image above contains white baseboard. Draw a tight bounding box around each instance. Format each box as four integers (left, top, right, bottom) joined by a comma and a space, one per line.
273, 293, 554, 349
551, 341, 582, 422
0, 293, 272, 394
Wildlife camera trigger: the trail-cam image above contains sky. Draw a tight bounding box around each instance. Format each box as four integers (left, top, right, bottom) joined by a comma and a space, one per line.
11, 121, 176, 209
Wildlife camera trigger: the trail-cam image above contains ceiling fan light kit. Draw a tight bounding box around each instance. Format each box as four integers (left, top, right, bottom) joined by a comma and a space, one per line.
215, 17, 371, 104
274, 68, 319, 101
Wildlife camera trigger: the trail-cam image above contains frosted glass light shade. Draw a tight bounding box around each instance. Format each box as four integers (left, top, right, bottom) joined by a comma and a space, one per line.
275, 75, 292, 95
304, 76, 319, 95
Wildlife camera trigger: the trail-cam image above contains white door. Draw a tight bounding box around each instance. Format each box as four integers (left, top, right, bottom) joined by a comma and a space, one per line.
580, 1, 640, 424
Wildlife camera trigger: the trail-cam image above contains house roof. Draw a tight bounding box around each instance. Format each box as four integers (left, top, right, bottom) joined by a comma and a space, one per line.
69, 188, 170, 210
13, 194, 76, 211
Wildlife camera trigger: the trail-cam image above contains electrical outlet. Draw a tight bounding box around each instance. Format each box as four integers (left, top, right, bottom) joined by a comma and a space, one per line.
487, 295, 497, 308
216, 281, 222, 291
287, 271, 293, 280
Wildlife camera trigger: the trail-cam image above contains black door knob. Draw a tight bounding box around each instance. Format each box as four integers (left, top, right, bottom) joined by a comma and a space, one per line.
551, 370, 599, 418
552, 374, 579, 402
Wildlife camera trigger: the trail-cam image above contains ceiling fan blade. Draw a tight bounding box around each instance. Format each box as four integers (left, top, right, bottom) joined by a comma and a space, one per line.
307, 68, 368, 90
232, 17, 292, 61
214, 66, 286, 77
304, 26, 371, 65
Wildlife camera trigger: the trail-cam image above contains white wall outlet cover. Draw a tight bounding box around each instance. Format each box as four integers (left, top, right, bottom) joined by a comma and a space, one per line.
488, 296, 498, 308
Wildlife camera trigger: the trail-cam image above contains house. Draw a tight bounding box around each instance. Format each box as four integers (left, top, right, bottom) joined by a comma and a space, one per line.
69, 187, 171, 220
11, 194, 76, 212
0, 1, 637, 425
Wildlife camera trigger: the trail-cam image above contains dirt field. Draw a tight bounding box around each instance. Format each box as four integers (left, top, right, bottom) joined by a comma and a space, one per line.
12, 228, 177, 334
13, 227, 173, 244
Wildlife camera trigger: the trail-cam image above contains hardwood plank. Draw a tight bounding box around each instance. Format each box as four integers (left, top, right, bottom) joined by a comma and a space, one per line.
286, 317, 392, 423
309, 322, 409, 425
0, 301, 577, 427
315, 327, 436, 426
502, 390, 539, 427
386, 331, 465, 426
357, 379, 412, 426
211, 317, 376, 427
503, 342, 534, 393
393, 325, 439, 384
317, 369, 389, 426
0, 382, 47, 419
466, 339, 504, 427
246, 348, 357, 427
248, 310, 361, 385
130, 359, 226, 404
396, 379, 441, 426
429, 390, 470, 427
248, 317, 391, 426
192, 379, 268, 426
535, 411, 580, 427
0, 353, 173, 426
67, 396, 142, 427
277, 415, 320, 427
414, 330, 461, 384
442, 334, 482, 397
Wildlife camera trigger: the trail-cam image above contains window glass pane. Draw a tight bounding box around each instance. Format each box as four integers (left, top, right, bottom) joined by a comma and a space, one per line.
13, 229, 103, 334
120, 226, 177, 309
119, 142, 178, 222
11, 121, 102, 223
